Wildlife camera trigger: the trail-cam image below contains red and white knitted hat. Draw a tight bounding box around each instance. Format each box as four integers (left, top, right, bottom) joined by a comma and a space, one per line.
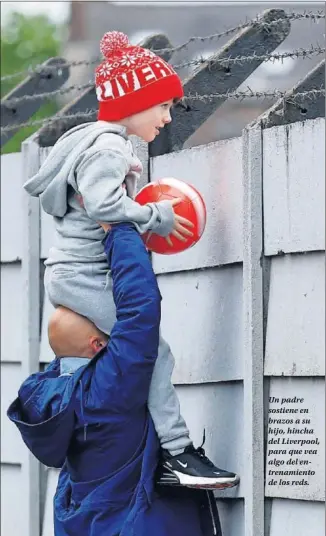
95, 31, 184, 121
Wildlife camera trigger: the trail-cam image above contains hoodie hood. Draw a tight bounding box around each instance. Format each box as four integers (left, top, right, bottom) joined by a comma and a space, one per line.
7, 358, 88, 468
23, 121, 128, 218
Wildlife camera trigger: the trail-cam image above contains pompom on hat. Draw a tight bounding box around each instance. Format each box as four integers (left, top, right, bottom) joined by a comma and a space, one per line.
95, 31, 184, 121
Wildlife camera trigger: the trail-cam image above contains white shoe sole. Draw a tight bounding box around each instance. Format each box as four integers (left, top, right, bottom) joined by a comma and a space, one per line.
159, 469, 240, 490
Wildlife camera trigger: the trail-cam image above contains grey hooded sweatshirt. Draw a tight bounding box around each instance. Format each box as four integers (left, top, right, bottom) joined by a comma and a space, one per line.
24, 121, 175, 266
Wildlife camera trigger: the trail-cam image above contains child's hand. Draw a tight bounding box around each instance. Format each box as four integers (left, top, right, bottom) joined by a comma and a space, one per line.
165, 198, 194, 247
98, 222, 112, 233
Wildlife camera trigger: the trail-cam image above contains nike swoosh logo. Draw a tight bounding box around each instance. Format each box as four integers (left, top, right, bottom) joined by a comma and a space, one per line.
214, 472, 220, 475
177, 460, 188, 469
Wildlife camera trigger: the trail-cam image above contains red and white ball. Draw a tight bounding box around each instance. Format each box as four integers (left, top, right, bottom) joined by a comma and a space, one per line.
135, 178, 206, 255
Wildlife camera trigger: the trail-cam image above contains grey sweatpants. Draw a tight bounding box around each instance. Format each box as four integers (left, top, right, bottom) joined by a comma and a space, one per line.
44, 262, 191, 453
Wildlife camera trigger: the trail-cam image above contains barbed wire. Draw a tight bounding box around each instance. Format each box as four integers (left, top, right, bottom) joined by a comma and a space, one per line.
174, 44, 325, 69
2, 46, 325, 108
149, 10, 325, 55
1, 10, 324, 82
183, 88, 325, 103
1, 110, 96, 134
1, 88, 324, 134
3, 82, 94, 107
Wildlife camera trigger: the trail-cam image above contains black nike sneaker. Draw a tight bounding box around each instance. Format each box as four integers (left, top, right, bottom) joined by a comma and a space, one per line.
156, 444, 240, 490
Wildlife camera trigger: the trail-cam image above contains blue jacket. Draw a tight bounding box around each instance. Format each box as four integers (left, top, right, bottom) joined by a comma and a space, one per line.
7, 223, 222, 536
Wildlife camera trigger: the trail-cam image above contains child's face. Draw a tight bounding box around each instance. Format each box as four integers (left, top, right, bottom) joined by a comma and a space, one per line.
126, 100, 174, 142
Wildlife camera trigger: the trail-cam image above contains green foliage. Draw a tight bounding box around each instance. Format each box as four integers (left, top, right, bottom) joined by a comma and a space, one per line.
1, 12, 66, 153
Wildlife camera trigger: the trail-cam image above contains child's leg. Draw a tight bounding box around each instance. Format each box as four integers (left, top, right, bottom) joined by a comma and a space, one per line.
45, 264, 191, 453
45, 263, 116, 334
148, 335, 192, 453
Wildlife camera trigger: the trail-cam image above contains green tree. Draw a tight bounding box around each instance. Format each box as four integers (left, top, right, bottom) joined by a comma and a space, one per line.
1, 11, 66, 153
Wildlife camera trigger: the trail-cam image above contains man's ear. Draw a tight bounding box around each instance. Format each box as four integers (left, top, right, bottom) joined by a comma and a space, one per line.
89, 336, 106, 354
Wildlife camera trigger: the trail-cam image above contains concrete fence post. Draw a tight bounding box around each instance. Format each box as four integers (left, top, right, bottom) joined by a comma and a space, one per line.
242, 125, 264, 536
20, 134, 41, 536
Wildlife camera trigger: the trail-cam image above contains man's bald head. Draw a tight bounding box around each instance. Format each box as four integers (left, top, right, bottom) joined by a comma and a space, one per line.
48, 306, 109, 358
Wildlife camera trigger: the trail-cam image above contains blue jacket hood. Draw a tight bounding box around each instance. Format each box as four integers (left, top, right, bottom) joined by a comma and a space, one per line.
7, 358, 88, 468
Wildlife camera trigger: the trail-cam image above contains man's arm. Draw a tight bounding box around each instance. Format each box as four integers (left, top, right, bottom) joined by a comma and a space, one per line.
89, 223, 162, 413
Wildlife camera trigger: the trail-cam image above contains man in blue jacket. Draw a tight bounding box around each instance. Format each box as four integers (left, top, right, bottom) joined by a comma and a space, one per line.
8, 223, 224, 535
